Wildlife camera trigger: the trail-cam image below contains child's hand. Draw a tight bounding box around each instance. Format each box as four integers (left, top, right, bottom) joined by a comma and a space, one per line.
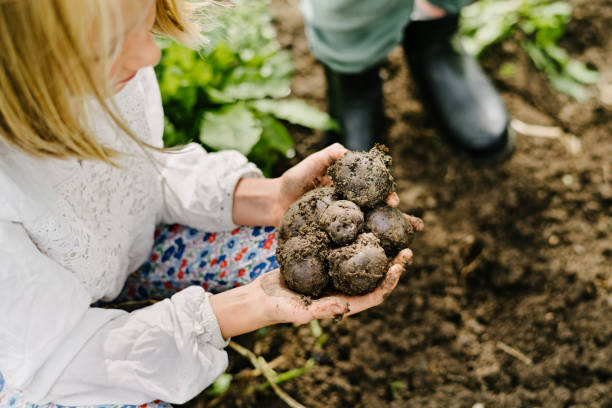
256, 248, 413, 324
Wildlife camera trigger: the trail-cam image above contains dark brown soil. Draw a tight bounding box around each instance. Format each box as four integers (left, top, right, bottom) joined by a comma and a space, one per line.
206, 0, 612, 406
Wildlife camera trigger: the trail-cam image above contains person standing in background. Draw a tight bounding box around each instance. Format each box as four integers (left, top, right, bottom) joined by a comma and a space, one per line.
301, 0, 515, 161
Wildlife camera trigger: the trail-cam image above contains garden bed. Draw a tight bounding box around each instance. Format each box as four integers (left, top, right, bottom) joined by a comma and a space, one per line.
210, 0, 611, 406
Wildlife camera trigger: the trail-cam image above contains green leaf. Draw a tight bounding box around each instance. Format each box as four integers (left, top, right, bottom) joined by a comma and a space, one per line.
247, 140, 280, 177
522, 40, 555, 74
209, 41, 238, 72
162, 117, 192, 148
549, 72, 590, 102
200, 104, 262, 155
543, 43, 570, 66
565, 60, 600, 84
460, 14, 517, 56
215, 70, 291, 101
499, 62, 518, 78
257, 114, 295, 158
250, 99, 339, 130
206, 373, 233, 397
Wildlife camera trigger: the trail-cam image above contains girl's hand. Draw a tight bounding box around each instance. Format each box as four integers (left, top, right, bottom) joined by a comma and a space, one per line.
232, 143, 403, 227
214, 208, 423, 339
232, 143, 349, 227
257, 248, 414, 325
276, 143, 348, 210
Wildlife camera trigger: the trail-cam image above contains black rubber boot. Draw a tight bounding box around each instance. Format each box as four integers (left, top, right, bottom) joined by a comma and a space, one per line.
403, 16, 514, 161
322, 64, 384, 152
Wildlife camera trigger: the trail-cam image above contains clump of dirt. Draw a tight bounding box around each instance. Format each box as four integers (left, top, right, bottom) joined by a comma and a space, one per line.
277, 146, 418, 297
327, 233, 388, 295
320, 200, 364, 245
276, 227, 330, 296
365, 205, 415, 256
328, 145, 395, 208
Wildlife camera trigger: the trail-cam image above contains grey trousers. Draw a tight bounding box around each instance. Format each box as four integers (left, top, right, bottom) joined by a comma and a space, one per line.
300, 0, 470, 73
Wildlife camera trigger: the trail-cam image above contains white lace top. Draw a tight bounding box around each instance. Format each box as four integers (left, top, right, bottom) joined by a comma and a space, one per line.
0, 67, 262, 405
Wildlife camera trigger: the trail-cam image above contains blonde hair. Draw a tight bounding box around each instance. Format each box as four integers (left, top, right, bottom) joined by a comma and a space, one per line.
0, 0, 208, 163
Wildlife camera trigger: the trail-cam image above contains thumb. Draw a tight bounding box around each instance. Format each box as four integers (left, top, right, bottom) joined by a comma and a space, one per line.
314, 143, 348, 169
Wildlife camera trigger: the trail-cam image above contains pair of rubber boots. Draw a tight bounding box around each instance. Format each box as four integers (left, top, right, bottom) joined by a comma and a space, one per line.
324, 15, 514, 161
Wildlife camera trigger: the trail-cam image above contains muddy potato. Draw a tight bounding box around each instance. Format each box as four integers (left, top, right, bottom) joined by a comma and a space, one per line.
365, 206, 414, 256
278, 186, 336, 241
277, 229, 330, 296
319, 200, 364, 245
327, 233, 388, 295
327, 145, 394, 208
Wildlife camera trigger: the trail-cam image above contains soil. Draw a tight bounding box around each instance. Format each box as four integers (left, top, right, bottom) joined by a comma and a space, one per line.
203, 0, 612, 406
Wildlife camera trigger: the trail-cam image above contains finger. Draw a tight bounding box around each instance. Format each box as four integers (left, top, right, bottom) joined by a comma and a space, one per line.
390, 248, 413, 267
326, 142, 349, 161
385, 192, 400, 207
403, 214, 424, 232
313, 143, 348, 169
379, 263, 404, 298
318, 174, 332, 186
343, 263, 405, 317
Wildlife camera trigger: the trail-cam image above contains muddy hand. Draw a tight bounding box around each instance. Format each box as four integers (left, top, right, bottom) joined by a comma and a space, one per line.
385, 193, 424, 232
258, 269, 351, 325
279, 143, 348, 201
307, 248, 414, 320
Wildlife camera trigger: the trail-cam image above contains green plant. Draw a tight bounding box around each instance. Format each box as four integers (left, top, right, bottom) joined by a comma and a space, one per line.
155, 0, 337, 176
458, 0, 600, 102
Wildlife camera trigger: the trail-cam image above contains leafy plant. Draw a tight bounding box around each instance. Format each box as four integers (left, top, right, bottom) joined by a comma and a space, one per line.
155, 0, 337, 175
458, 0, 600, 102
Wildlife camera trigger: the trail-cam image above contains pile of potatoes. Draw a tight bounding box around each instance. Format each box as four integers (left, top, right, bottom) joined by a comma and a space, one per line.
276, 145, 419, 296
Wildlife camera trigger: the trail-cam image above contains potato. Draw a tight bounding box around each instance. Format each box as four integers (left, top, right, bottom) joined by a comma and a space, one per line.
277, 229, 330, 296
319, 200, 364, 245
327, 233, 388, 295
327, 145, 394, 208
275, 145, 420, 298
365, 206, 414, 256
278, 186, 336, 241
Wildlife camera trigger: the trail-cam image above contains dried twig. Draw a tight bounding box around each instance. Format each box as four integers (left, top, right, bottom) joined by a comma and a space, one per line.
229, 341, 310, 408
249, 355, 286, 377
496, 341, 533, 365
511, 119, 582, 154
510, 119, 563, 139
460, 253, 484, 278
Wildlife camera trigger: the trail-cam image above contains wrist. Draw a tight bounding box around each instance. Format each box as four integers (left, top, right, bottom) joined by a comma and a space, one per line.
232, 177, 283, 227
209, 280, 277, 339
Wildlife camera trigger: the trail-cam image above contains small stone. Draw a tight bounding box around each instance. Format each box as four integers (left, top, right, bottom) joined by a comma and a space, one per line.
548, 235, 560, 246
